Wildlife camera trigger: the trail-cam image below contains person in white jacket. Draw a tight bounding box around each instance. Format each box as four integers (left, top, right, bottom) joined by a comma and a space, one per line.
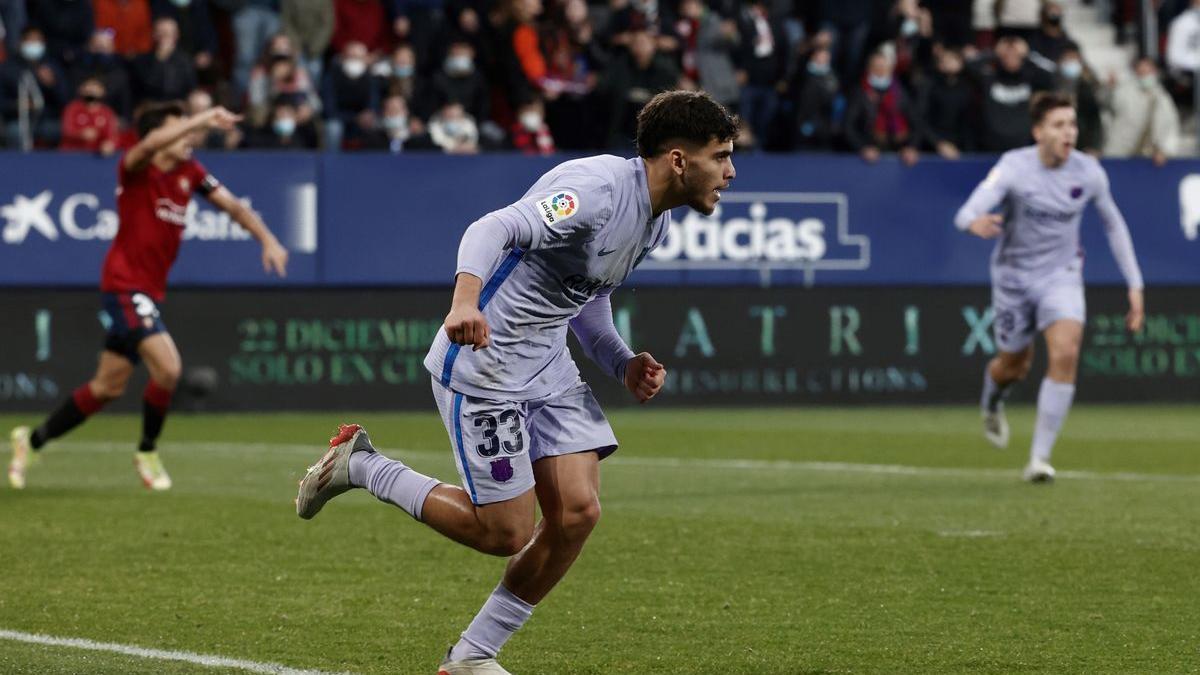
1103, 57, 1181, 166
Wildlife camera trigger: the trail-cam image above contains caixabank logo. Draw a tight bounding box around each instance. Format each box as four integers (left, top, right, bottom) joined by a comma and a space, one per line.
0, 189, 279, 245
643, 192, 870, 281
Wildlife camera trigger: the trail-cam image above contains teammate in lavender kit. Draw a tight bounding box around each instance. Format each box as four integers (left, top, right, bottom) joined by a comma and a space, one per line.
955, 91, 1144, 482
294, 91, 738, 673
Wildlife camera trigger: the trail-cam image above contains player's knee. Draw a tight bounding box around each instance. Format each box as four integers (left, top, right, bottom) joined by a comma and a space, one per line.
91, 379, 126, 400
1048, 346, 1079, 374
555, 498, 601, 541
481, 521, 535, 557
154, 366, 182, 391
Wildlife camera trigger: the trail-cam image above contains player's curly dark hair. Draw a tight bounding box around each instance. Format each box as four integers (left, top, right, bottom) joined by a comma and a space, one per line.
135, 100, 187, 138
635, 90, 740, 158
1030, 91, 1075, 125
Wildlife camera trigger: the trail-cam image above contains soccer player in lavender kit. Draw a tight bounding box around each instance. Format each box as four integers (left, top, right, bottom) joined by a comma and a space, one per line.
955, 91, 1145, 482
7, 101, 290, 491
295, 90, 738, 674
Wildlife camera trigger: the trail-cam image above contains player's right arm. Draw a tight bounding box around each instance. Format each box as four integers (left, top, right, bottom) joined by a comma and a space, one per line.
122, 107, 241, 173
443, 170, 613, 351
954, 155, 1012, 239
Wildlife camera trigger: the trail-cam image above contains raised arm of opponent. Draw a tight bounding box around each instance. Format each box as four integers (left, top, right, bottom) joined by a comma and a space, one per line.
123, 107, 241, 173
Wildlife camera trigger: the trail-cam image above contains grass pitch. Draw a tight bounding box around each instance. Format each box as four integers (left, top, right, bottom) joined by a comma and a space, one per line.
0, 406, 1197, 674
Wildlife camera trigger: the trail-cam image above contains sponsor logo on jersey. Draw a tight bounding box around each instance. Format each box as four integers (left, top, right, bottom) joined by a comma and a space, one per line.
536, 190, 578, 225
641, 192, 869, 281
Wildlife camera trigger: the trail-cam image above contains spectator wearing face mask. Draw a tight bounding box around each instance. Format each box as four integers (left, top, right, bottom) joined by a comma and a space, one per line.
60, 76, 120, 153
1053, 44, 1101, 155
509, 96, 554, 155
917, 46, 975, 159
430, 40, 489, 123
1, 26, 69, 148
28, 0, 95, 66
1104, 57, 1181, 167
888, 0, 934, 88
974, 35, 1052, 151
374, 44, 433, 116
149, 0, 219, 87
131, 17, 197, 102
247, 33, 319, 126
281, 0, 334, 85
361, 93, 435, 152
844, 51, 922, 166
540, 0, 608, 149
787, 44, 839, 151
244, 96, 320, 148
428, 101, 479, 154
323, 40, 380, 148
71, 29, 134, 121
1027, 1, 1071, 73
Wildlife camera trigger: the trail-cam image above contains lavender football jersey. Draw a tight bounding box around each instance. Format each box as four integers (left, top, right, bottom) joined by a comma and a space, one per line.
424, 155, 671, 400
954, 146, 1143, 289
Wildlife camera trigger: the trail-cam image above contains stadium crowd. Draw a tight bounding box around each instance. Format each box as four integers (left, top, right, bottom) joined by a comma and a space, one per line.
0, 0, 1194, 159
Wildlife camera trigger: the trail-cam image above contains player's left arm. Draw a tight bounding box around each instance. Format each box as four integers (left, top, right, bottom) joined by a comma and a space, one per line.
569, 291, 665, 403
1092, 164, 1145, 332
204, 184, 289, 277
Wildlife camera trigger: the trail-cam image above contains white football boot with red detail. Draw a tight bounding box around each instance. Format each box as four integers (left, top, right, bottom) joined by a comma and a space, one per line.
437, 655, 513, 675
295, 423, 374, 519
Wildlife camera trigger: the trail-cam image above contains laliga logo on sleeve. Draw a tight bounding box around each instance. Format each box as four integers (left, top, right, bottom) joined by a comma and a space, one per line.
537, 191, 578, 225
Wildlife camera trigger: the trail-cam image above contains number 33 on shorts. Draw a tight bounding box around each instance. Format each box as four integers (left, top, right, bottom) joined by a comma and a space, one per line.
451, 397, 533, 501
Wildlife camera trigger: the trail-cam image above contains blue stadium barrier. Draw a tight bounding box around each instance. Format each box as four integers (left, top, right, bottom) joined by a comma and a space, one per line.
1, 151, 1197, 287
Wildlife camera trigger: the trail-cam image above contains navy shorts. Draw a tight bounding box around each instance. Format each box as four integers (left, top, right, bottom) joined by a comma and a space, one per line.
101, 292, 168, 364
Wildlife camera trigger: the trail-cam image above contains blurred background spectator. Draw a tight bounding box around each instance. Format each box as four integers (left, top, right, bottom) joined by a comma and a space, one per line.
0, 0, 1197, 159
1104, 57, 1181, 166
2, 25, 67, 148
59, 75, 119, 153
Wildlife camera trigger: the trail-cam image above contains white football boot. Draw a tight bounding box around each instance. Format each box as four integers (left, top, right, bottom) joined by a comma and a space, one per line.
438, 654, 513, 675
1022, 458, 1056, 484
9, 426, 34, 489
983, 405, 1010, 449
296, 423, 373, 519
134, 451, 173, 491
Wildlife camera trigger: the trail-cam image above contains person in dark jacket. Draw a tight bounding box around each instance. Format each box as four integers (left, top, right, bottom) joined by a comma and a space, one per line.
918, 46, 975, 159
242, 95, 320, 148
71, 29, 135, 122
973, 35, 1053, 152
788, 45, 839, 150
820, 0, 871, 89
1, 26, 69, 147
130, 17, 197, 102
844, 51, 921, 165
27, 0, 94, 65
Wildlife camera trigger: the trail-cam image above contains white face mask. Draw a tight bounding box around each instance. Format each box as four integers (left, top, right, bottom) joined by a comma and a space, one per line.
383, 115, 408, 132
1059, 60, 1082, 80
519, 112, 542, 132
442, 120, 465, 137
342, 59, 367, 79
445, 55, 473, 76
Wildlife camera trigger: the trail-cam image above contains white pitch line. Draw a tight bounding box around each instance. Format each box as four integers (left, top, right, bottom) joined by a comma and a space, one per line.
55, 441, 1200, 485
0, 628, 350, 675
